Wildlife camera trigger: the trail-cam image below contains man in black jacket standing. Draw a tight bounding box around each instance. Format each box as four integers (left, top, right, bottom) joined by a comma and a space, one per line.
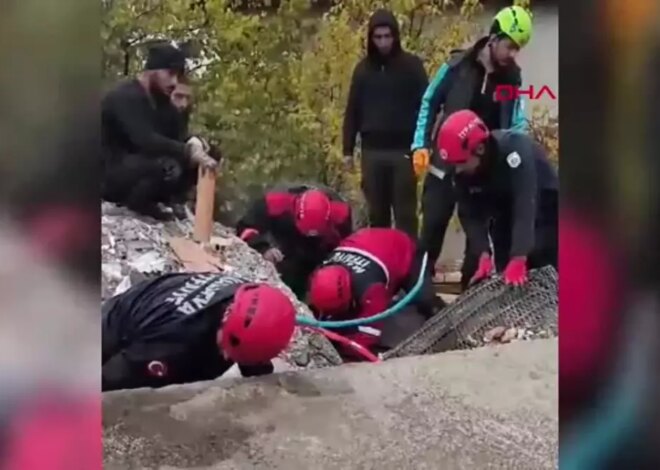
343, 9, 428, 238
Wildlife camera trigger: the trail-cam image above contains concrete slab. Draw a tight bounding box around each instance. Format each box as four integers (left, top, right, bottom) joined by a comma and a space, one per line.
104, 339, 558, 470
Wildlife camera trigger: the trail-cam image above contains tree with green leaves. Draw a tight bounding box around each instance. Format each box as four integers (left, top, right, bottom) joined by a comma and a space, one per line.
102, 0, 556, 224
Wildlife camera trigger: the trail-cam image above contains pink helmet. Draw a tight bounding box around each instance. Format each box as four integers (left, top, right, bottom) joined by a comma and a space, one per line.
436, 110, 490, 164
219, 284, 296, 365
294, 189, 331, 236
308, 265, 353, 316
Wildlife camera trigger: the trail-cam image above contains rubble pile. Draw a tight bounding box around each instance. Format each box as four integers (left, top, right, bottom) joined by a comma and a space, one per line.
101, 202, 342, 369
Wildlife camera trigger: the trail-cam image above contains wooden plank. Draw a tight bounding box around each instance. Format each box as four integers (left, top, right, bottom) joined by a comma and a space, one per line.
193, 166, 217, 243
434, 283, 463, 295
167, 236, 224, 273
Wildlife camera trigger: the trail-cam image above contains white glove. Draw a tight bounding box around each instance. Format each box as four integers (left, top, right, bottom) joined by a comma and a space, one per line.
189, 136, 211, 153
200, 137, 211, 153
263, 247, 284, 263
187, 136, 210, 151
186, 138, 217, 169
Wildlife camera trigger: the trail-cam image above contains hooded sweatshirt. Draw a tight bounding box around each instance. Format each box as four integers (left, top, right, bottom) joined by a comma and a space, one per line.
342, 9, 428, 154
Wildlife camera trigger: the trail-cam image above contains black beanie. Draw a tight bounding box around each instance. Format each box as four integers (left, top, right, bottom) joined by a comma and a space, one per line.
145, 43, 186, 74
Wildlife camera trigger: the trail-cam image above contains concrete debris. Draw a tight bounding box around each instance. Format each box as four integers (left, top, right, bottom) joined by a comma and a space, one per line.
127, 251, 168, 274
103, 339, 559, 470
501, 327, 519, 343
483, 326, 507, 343
101, 202, 342, 369
484, 326, 547, 345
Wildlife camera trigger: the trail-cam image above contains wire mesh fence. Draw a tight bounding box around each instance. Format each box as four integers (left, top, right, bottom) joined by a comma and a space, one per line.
382, 266, 558, 359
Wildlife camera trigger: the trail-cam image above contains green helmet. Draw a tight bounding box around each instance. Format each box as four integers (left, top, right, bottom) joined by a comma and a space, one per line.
491, 6, 533, 48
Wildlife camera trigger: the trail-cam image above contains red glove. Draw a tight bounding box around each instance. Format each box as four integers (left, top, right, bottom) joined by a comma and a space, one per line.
470, 252, 494, 285
504, 256, 528, 286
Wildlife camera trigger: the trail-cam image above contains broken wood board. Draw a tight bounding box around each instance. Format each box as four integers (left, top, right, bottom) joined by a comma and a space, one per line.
167, 236, 225, 273
193, 167, 217, 243
435, 283, 463, 295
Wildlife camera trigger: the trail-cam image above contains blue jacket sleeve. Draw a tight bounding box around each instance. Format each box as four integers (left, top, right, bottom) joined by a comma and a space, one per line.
411, 63, 450, 151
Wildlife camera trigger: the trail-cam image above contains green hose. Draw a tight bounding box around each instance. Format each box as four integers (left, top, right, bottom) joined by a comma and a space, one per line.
296, 253, 428, 329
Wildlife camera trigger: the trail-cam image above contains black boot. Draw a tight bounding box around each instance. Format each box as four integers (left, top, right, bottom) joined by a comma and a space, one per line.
126, 181, 174, 221
129, 202, 174, 221
170, 203, 189, 221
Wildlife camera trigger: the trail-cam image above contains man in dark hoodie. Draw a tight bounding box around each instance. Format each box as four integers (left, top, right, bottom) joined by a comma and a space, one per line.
409, 6, 533, 288
343, 9, 428, 238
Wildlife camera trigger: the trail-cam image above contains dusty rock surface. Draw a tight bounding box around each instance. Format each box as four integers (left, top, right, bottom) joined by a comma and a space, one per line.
101, 202, 342, 369
104, 338, 558, 470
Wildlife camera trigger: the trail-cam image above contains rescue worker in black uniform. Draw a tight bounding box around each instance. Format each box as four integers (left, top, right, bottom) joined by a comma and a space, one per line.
102, 273, 297, 391
101, 42, 218, 221
434, 109, 557, 286
410, 6, 533, 286
308, 228, 444, 360
236, 184, 353, 298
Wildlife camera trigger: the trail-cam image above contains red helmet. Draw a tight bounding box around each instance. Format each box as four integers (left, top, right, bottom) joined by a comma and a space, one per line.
436, 110, 490, 164
219, 284, 296, 365
308, 265, 352, 316
294, 189, 331, 236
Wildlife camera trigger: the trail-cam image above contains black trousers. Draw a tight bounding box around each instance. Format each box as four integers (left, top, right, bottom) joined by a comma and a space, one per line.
102, 153, 193, 210
419, 172, 478, 282
361, 148, 418, 237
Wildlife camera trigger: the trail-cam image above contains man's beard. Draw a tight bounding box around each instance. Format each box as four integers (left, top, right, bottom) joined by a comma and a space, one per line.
495, 56, 513, 68
376, 46, 392, 59
148, 79, 172, 102
487, 43, 510, 69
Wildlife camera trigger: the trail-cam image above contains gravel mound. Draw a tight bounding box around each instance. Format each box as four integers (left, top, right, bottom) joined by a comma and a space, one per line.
101, 202, 342, 369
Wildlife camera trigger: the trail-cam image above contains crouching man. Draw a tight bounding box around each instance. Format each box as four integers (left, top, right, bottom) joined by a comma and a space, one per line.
101, 43, 218, 221
434, 110, 558, 287
307, 228, 444, 360
236, 184, 353, 298
102, 272, 296, 391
